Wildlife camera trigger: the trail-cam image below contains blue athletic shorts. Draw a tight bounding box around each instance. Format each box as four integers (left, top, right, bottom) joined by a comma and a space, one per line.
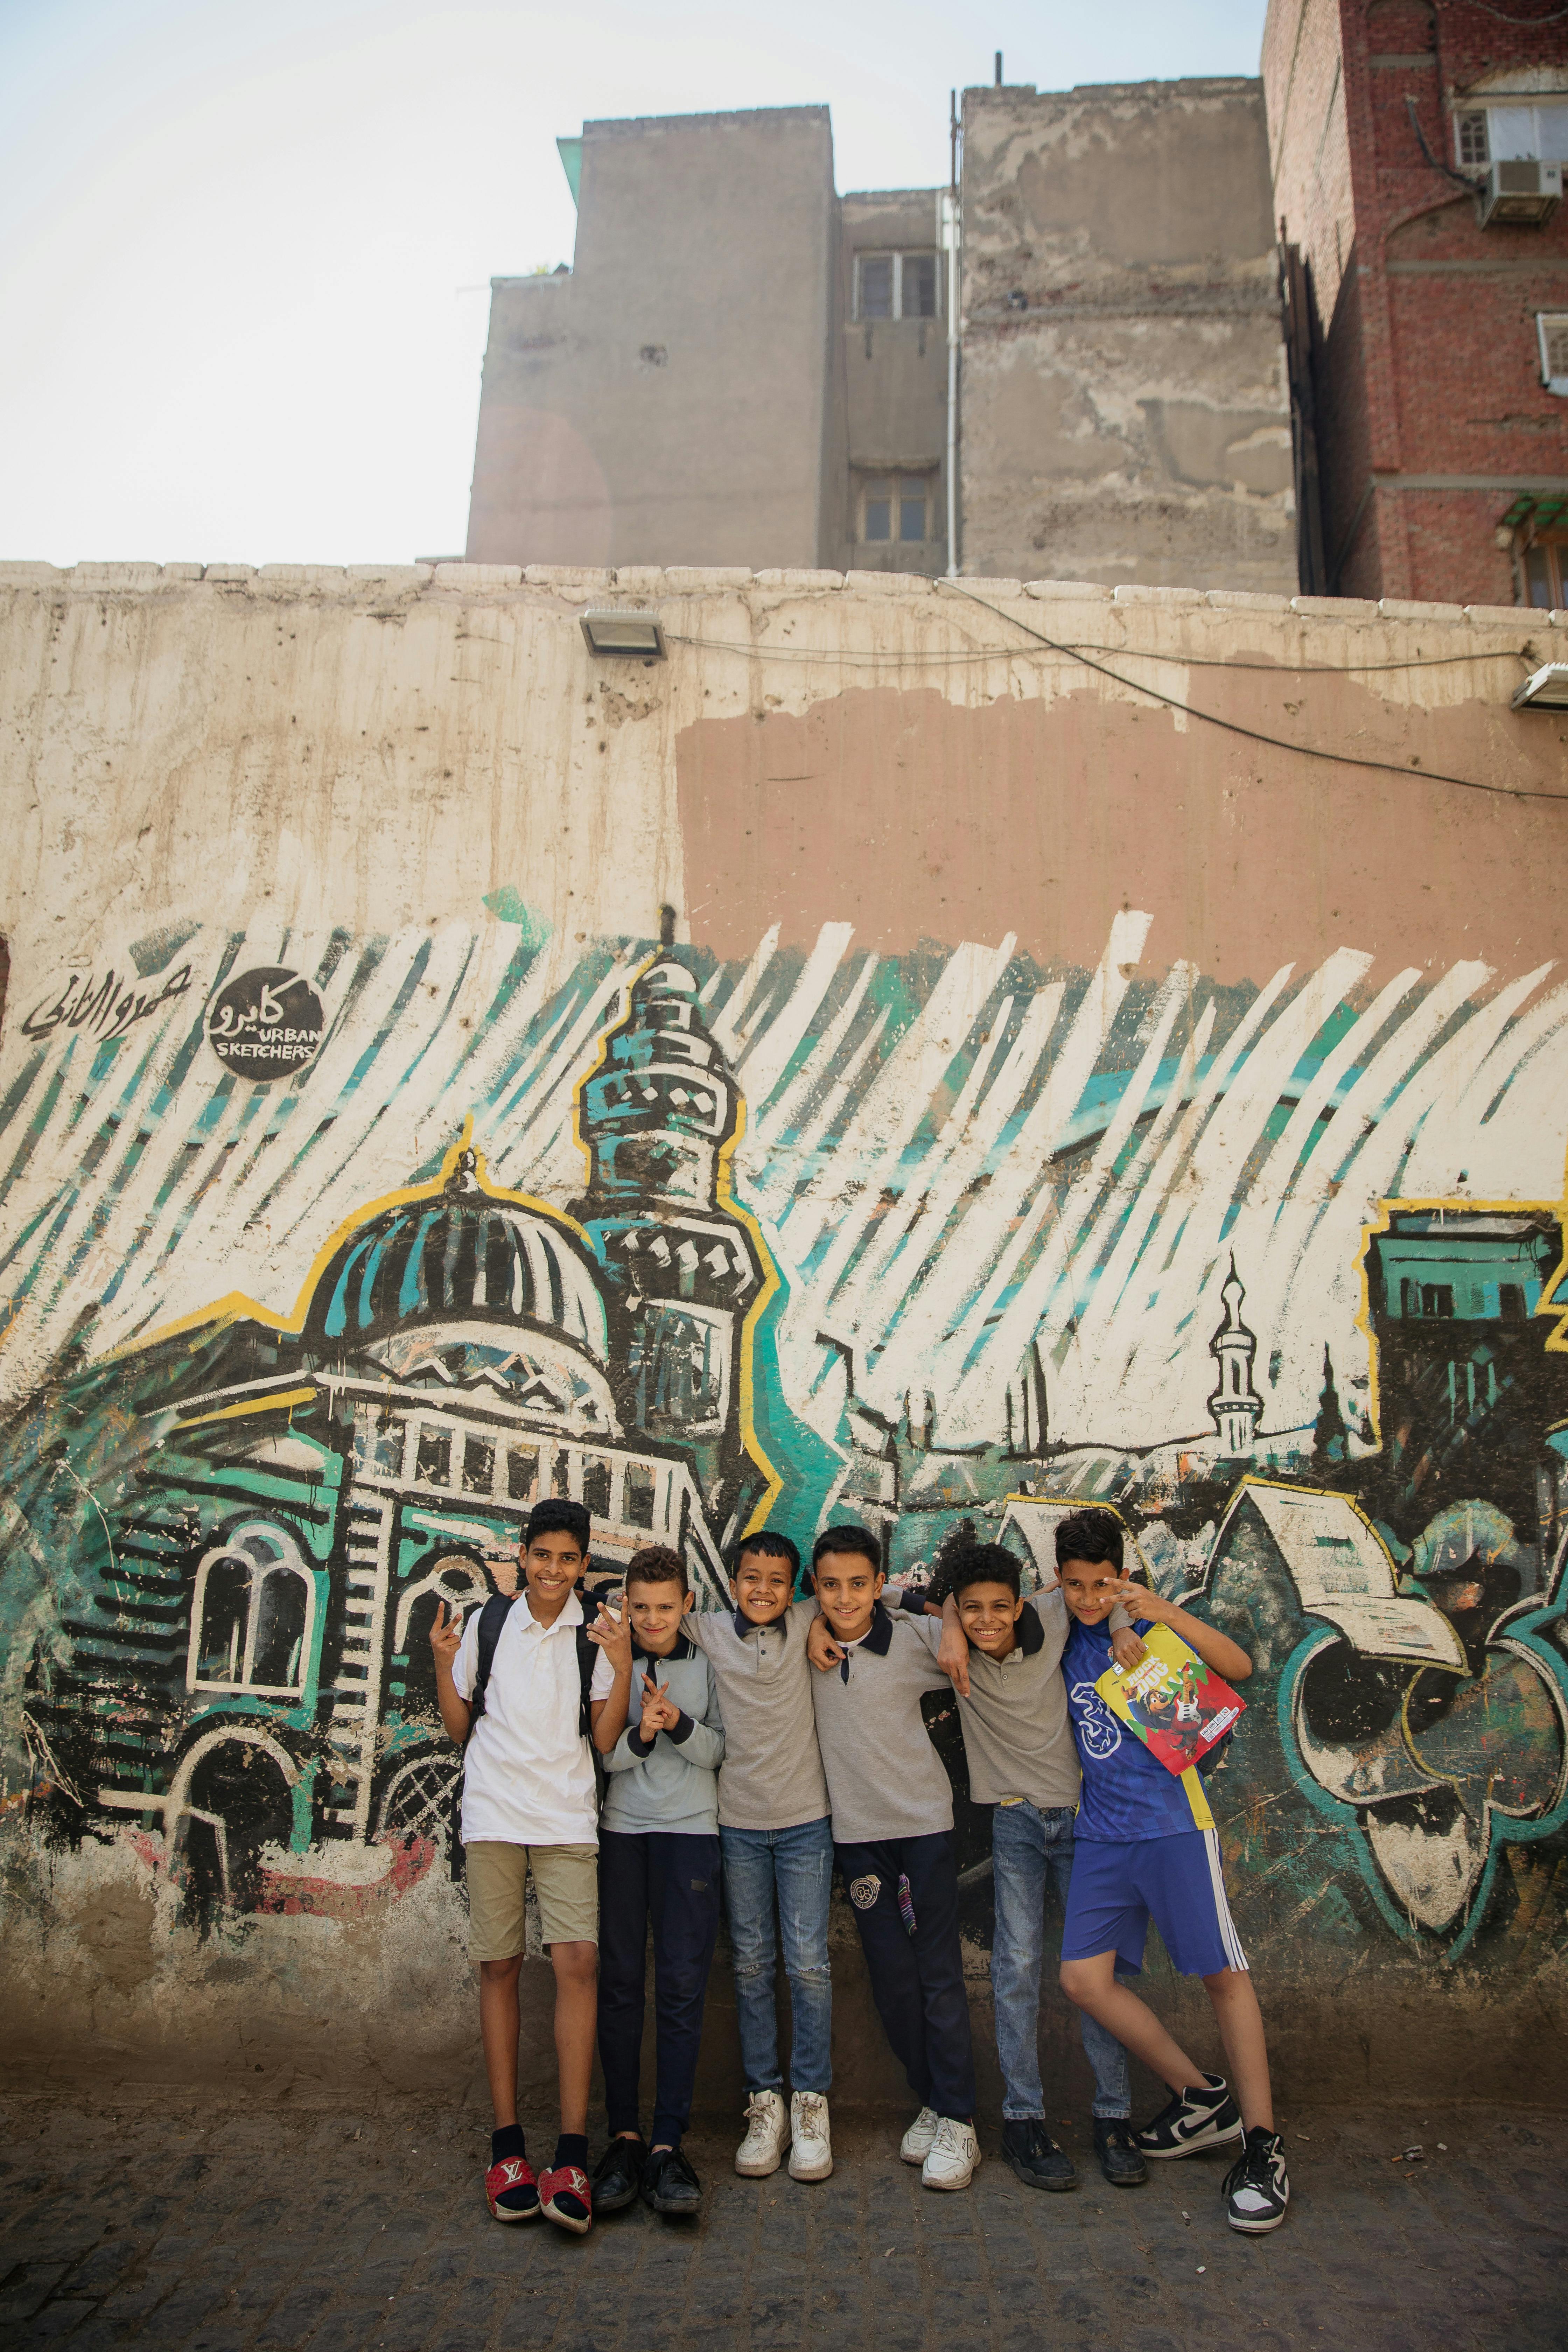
1061, 1828, 1249, 1978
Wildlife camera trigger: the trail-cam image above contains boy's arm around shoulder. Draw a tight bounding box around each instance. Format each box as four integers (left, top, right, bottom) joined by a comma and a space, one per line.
1130, 1587, 1252, 1682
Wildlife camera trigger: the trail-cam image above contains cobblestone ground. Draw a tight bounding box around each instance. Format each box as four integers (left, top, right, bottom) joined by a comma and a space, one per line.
0, 2094, 1561, 2352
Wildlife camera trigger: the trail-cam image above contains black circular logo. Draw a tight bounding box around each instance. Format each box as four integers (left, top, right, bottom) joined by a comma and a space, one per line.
206, 967, 325, 1081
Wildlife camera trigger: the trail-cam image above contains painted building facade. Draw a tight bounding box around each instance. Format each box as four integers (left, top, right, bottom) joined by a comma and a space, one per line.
0, 556, 1566, 2102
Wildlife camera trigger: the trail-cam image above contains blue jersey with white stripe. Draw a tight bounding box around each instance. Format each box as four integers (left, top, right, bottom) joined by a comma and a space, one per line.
1063, 1617, 1213, 1842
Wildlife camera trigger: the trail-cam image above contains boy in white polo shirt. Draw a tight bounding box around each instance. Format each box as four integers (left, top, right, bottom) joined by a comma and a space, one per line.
430, 1499, 630, 2237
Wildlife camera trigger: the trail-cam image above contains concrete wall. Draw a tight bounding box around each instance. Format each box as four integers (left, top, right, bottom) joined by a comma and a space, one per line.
1264, 0, 1568, 604
958, 80, 1298, 592
2, 556, 1568, 2109
466, 109, 836, 571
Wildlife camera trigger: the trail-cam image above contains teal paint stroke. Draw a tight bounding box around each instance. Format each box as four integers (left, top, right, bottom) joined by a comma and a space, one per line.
482, 890, 551, 956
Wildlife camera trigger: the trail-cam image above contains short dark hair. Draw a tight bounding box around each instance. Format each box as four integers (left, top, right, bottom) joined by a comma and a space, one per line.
811, 1522, 882, 1574
732, 1528, 800, 1582
950, 1542, 1021, 1601
524, 1498, 590, 1555
625, 1542, 687, 1593
1055, 1507, 1123, 1573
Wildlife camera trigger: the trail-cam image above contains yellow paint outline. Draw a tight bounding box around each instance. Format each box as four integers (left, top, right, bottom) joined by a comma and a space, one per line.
567, 951, 784, 1533
175, 1386, 319, 1434
102, 1118, 597, 1364
1354, 1192, 1568, 1450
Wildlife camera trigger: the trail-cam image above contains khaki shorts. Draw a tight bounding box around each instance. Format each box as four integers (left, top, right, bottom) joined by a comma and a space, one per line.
465, 1842, 598, 1958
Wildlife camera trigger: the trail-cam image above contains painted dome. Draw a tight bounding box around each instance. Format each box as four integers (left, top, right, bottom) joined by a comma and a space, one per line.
304, 1151, 608, 1360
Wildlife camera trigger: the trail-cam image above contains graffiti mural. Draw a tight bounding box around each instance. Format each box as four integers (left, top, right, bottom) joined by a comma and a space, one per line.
1, 908, 1566, 1971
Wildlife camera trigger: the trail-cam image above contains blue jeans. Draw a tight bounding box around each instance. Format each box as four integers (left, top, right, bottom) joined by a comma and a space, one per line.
720, 1816, 834, 2096
991, 1801, 1132, 2122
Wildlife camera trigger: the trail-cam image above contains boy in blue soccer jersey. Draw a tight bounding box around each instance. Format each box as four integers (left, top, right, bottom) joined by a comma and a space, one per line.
1053, 1508, 1291, 2236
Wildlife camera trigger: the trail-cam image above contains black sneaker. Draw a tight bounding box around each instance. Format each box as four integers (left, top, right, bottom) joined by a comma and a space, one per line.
1136, 2073, 1244, 2159
592, 2134, 646, 2214
1001, 2119, 1078, 2192
1223, 2127, 1290, 2233
641, 2143, 703, 2217
1093, 2119, 1148, 2186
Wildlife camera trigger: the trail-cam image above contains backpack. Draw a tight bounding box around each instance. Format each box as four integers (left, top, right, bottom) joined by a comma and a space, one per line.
449, 1587, 603, 1876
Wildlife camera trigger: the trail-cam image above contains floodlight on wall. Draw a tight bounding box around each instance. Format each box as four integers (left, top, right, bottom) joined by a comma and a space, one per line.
580, 609, 666, 659
1512, 662, 1568, 710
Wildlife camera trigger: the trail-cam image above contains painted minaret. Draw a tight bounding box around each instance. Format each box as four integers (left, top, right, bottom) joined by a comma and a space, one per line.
1208, 1253, 1264, 1460
574, 958, 771, 1548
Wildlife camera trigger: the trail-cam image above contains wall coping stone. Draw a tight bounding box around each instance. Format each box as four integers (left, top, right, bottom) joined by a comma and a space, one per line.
201, 564, 256, 582
255, 565, 349, 586
1464, 604, 1531, 628
345, 565, 433, 587
1378, 598, 1466, 623
843, 570, 934, 595
610, 568, 667, 590
1024, 579, 1114, 602
1203, 590, 1293, 610
753, 569, 846, 590
660, 567, 761, 590
1114, 584, 1209, 607
0, 562, 64, 582
1293, 594, 1378, 620
522, 564, 612, 589
68, 563, 168, 589
953, 577, 1024, 600
438, 562, 524, 589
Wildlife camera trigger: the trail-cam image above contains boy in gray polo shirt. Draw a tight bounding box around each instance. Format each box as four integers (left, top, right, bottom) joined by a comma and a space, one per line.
589, 1544, 724, 2222
688, 1530, 835, 2186
804, 1522, 981, 2193
904, 1541, 1145, 2192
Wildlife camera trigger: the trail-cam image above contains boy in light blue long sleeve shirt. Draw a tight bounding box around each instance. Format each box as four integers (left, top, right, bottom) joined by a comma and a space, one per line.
590, 1545, 726, 2221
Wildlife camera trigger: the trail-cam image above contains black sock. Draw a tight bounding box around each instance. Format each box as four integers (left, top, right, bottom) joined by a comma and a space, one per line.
553, 2133, 589, 2171
491, 2124, 526, 2165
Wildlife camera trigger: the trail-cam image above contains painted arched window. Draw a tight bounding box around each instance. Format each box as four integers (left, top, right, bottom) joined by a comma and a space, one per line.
188, 1522, 315, 1697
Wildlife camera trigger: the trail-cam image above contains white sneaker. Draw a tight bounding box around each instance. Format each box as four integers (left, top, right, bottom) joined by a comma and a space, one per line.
921, 2116, 980, 2192
734, 2089, 789, 2178
788, 2091, 833, 2182
899, 2106, 941, 2165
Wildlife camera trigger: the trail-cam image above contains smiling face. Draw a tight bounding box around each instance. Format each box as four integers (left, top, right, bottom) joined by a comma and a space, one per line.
521, 1527, 586, 1622
955, 1579, 1025, 1659
732, 1547, 794, 1627
813, 1548, 884, 1642
626, 1574, 693, 1656
1059, 1554, 1129, 1627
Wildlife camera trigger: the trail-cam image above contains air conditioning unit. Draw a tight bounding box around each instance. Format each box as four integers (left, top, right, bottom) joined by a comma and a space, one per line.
1476, 158, 1563, 228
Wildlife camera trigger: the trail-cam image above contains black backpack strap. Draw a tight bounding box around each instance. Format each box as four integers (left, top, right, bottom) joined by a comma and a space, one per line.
575, 1623, 597, 1739
465, 1591, 518, 1741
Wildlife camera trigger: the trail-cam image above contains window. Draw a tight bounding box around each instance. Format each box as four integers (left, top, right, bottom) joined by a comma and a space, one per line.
1524, 538, 1568, 607
860, 476, 933, 545
1455, 101, 1568, 167
1538, 312, 1568, 395
188, 1522, 315, 1697
854, 250, 940, 322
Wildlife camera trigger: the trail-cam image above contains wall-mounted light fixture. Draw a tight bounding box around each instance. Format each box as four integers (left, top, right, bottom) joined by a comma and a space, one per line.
580, 609, 665, 659
1512, 661, 1568, 710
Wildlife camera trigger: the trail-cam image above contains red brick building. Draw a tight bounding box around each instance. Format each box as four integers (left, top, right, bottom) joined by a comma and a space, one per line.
1264, 0, 1568, 605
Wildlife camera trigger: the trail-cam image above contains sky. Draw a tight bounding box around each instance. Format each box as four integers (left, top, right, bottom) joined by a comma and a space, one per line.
0, 0, 1270, 567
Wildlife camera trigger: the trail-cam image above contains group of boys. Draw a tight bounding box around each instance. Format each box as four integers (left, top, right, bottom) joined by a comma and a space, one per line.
429, 1496, 1292, 2242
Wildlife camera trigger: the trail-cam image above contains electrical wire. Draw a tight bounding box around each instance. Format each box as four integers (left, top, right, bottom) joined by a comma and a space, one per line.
665, 628, 1535, 678
1463, 1, 1568, 19
932, 580, 1568, 805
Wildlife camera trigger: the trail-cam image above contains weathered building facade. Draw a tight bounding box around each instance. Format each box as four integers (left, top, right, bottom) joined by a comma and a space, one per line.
957, 79, 1298, 590
1264, 0, 1568, 604
1, 557, 1566, 2107
466, 85, 1297, 594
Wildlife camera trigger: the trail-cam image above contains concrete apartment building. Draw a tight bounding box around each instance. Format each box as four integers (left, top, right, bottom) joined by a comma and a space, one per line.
465, 86, 1298, 593
1264, 0, 1568, 605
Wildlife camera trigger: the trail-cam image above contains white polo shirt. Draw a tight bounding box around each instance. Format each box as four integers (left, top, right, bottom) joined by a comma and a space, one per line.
452, 1592, 616, 1847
